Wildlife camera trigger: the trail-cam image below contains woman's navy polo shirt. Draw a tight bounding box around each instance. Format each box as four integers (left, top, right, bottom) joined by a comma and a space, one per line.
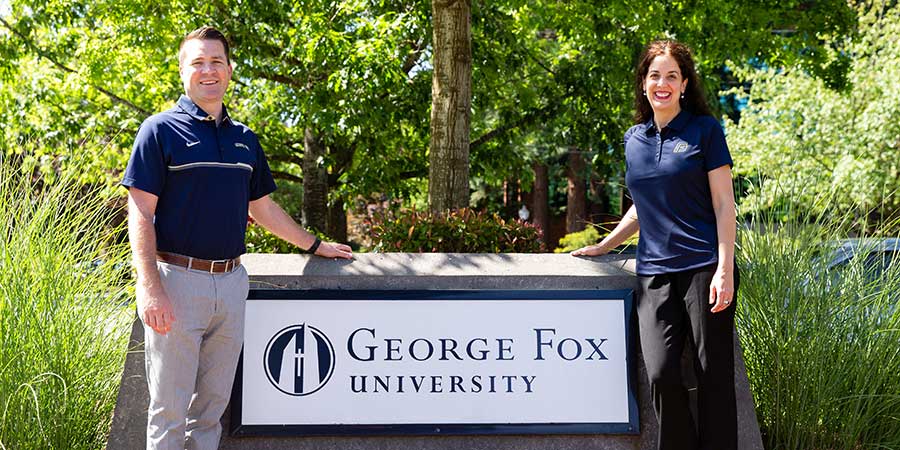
122, 95, 277, 260
624, 110, 732, 275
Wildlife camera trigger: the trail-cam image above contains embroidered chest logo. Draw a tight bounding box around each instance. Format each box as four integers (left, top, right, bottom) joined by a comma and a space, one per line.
235, 142, 250, 151
185, 140, 200, 148
673, 141, 690, 153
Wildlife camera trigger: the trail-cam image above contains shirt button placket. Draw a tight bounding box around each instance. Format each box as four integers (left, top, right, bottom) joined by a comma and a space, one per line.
216, 123, 223, 160
656, 130, 663, 164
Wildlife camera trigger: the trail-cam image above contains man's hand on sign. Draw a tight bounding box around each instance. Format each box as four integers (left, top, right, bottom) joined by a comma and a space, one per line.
316, 241, 354, 259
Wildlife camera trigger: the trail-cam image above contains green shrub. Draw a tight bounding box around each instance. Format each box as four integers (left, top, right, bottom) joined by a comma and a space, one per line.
244, 221, 299, 254
737, 213, 900, 450
554, 224, 639, 253
244, 181, 306, 253
554, 226, 601, 253
0, 158, 133, 450
245, 221, 335, 254
370, 208, 544, 253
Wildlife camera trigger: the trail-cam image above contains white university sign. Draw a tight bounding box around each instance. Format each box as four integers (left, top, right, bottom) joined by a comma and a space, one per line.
233, 290, 638, 436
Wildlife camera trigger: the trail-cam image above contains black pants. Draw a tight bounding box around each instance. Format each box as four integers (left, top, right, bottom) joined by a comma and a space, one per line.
637, 264, 739, 450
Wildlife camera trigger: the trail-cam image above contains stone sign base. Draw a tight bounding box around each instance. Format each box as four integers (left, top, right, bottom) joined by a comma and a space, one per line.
106, 253, 763, 450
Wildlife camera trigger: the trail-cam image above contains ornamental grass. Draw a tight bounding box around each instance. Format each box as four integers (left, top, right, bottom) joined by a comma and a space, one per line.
0, 156, 133, 450
737, 202, 900, 449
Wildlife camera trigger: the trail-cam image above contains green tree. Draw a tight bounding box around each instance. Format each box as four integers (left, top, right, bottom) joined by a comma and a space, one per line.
466, 0, 856, 228
0, 0, 858, 237
726, 3, 900, 225
0, 0, 432, 238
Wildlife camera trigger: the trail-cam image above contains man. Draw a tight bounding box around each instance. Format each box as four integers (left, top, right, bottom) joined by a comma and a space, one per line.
122, 26, 353, 449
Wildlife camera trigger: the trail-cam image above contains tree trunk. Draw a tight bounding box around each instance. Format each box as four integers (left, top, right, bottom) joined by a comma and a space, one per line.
589, 177, 611, 222
566, 148, 587, 233
327, 197, 348, 243
302, 128, 328, 233
428, 0, 472, 213
504, 179, 519, 219
326, 143, 355, 243
532, 162, 551, 250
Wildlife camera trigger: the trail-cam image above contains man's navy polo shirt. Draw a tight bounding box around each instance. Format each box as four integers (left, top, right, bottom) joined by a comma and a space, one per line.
624, 110, 732, 275
122, 95, 277, 260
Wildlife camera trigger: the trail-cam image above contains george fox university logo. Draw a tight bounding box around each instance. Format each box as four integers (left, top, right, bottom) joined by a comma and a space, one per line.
264, 323, 336, 396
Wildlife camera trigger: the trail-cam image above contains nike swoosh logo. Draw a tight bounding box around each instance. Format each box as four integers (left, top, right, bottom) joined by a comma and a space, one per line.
186, 141, 200, 147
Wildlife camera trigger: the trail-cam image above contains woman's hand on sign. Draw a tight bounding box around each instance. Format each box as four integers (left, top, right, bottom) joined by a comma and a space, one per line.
571, 244, 609, 257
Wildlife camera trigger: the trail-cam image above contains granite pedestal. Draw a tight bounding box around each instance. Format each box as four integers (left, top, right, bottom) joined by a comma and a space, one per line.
106, 253, 763, 450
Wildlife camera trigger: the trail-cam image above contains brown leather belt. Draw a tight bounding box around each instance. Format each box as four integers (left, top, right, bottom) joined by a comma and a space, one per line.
156, 251, 241, 273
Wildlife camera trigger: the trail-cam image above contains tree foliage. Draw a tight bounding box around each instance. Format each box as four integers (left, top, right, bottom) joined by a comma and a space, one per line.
726, 3, 900, 224
0, 0, 859, 225
0, 0, 432, 202
465, 0, 857, 214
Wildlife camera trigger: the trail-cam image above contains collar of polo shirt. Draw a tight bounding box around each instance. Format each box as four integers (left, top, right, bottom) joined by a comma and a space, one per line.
176, 95, 234, 126
644, 109, 693, 135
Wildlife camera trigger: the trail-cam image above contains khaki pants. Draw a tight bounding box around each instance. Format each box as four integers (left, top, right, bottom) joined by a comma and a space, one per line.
142, 261, 249, 450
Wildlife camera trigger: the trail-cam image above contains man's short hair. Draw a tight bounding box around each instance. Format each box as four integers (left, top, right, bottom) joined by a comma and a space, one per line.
179, 26, 230, 65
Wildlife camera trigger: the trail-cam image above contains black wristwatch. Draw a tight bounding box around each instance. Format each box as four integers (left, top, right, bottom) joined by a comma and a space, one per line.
306, 237, 322, 254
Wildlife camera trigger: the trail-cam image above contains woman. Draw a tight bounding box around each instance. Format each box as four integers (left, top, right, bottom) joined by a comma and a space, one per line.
572, 40, 738, 450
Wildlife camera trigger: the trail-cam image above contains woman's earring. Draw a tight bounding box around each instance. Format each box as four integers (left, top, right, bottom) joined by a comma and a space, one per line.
680, 92, 685, 99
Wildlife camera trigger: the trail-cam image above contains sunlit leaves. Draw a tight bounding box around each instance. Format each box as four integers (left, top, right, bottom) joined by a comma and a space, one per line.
0, 0, 432, 203
727, 4, 900, 223
0, 0, 859, 213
